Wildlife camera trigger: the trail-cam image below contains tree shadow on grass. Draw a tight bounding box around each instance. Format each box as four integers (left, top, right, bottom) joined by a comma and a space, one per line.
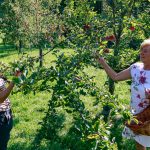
29, 107, 67, 150
0, 44, 15, 51
0, 53, 12, 58
8, 142, 64, 150
29, 112, 92, 150
8, 108, 66, 150
0, 44, 22, 59
0, 45, 18, 59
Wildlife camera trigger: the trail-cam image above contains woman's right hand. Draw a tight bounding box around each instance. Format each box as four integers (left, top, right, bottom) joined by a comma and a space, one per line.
97, 57, 106, 65
12, 69, 22, 84
94, 51, 106, 66
14, 69, 22, 77
145, 89, 150, 99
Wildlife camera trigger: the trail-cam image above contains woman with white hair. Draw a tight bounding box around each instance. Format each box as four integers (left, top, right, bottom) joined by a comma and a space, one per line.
97, 39, 150, 150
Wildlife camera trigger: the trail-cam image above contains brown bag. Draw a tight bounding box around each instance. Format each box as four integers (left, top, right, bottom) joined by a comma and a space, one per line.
125, 105, 150, 136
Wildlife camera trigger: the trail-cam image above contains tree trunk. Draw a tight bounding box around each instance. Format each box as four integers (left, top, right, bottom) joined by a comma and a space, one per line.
108, 77, 115, 95
93, 0, 103, 14
18, 40, 23, 53
39, 46, 43, 67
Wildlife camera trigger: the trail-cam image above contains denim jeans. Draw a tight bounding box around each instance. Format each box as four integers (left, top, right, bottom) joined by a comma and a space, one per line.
0, 110, 13, 150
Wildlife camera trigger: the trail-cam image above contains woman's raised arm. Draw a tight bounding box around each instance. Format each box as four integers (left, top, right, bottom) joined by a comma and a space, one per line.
97, 57, 131, 81
0, 82, 14, 103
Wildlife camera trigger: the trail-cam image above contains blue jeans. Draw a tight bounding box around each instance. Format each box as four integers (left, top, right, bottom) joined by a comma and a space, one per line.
0, 110, 13, 150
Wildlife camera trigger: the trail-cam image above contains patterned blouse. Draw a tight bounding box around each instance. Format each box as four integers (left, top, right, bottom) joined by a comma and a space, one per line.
130, 62, 150, 115
0, 78, 11, 111
122, 62, 150, 147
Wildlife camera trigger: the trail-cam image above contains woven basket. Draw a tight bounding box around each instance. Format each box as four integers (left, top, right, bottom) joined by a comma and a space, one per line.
125, 105, 150, 136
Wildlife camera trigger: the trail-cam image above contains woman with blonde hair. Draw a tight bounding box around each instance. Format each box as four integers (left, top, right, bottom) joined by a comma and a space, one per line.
96, 39, 150, 150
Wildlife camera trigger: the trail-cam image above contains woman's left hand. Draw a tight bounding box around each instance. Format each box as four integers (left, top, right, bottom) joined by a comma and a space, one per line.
145, 89, 150, 99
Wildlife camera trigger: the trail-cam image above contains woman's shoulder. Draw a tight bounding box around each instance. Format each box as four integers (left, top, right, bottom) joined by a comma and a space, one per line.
130, 62, 143, 70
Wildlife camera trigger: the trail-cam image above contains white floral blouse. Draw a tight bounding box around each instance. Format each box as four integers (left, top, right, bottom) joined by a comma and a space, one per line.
0, 78, 11, 111
122, 62, 150, 147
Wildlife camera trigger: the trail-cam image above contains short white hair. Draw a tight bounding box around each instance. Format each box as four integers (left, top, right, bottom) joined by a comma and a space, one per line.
141, 39, 150, 49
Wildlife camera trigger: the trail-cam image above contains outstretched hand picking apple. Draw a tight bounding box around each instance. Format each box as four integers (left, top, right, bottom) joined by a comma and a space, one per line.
12, 69, 23, 84
94, 50, 107, 66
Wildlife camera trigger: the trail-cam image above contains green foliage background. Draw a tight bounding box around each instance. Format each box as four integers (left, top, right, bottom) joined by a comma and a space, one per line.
0, 0, 150, 149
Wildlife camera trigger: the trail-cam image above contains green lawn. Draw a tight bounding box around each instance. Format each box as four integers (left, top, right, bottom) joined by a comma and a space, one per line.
0, 46, 132, 150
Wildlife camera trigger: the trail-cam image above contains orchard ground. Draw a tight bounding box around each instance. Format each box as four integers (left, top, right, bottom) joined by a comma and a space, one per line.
1, 44, 147, 150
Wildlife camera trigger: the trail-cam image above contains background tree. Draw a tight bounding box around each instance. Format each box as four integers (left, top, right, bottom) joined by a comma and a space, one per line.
0, 0, 25, 52
0, 0, 65, 66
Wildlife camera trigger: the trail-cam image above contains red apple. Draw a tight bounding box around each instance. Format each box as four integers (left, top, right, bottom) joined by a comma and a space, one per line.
129, 26, 135, 31
103, 48, 110, 53
99, 42, 104, 46
14, 70, 22, 77
105, 35, 116, 41
83, 24, 91, 30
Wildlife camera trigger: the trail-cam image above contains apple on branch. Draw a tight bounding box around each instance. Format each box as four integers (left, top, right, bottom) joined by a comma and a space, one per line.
129, 26, 135, 31
103, 48, 110, 53
104, 35, 116, 42
14, 68, 22, 77
83, 24, 91, 30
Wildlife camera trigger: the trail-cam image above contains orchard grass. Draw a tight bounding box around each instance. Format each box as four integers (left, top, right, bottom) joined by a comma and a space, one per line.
0, 47, 136, 150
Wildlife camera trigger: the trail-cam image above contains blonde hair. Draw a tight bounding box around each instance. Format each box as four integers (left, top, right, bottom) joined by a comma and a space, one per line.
140, 39, 150, 49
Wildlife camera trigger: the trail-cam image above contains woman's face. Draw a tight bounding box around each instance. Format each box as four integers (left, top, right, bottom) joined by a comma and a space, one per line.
140, 45, 150, 64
